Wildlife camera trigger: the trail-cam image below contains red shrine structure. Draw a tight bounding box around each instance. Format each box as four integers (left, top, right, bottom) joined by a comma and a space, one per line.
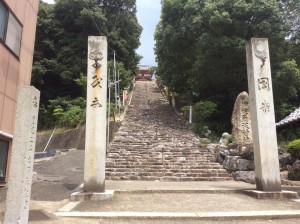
135, 65, 153, 81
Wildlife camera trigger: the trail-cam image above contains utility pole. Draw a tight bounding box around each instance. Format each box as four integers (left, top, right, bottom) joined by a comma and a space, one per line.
107, 68, 111, 144
107, 74, 122, 142
117, 70, 121, 113
189, 105, 192, 123
113, 50, 118, 111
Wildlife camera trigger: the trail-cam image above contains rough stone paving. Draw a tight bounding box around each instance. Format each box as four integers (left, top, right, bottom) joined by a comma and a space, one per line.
106, 81, 231, 181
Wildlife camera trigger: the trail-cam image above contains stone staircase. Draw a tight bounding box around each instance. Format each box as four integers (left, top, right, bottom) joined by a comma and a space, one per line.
106, 81, 231, 181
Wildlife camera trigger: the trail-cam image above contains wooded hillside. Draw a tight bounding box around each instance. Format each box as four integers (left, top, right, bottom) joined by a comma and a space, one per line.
32, 0, 142, 128
155, 0, 300, 134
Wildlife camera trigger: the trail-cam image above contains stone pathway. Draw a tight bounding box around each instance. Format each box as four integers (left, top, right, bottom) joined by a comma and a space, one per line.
106, 81, 231, 181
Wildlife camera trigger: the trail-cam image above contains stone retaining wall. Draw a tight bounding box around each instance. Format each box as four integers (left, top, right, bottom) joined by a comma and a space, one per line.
36, 122, 121, 152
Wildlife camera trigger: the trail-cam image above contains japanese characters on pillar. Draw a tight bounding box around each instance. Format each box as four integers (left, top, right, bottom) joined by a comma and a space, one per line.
84, 36, 108, 192
246, 38, 281, 192
4, 87, 40, 224
240, 98, 251, 142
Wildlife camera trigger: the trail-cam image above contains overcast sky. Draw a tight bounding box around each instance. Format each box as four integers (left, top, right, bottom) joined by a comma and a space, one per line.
42, 0, 161, 66
136, 0, 161, 66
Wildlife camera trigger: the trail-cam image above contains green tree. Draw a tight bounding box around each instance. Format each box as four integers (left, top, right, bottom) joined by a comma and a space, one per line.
273, 60, 300, 119
155, 0, 300, 133
33, 0, 142, 128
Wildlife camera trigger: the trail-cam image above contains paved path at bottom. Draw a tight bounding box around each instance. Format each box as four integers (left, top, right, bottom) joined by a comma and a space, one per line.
70, 192, 300, 213
54, 180, 300, 223
1, 150, 300, 224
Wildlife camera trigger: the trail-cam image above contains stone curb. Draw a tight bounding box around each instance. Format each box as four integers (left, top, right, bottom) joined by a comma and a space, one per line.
70, 183, 253, 194
114, 189, 249, 194
54, 210, 300, 220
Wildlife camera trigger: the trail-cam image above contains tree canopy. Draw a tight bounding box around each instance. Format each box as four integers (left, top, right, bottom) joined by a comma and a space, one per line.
155, 0, 300, 134
32, 0, 142, 128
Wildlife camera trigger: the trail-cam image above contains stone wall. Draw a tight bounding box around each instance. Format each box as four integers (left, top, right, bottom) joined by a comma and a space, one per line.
35, 126, 86, 152
35, 122, 121, 152
207, 139, 296, 184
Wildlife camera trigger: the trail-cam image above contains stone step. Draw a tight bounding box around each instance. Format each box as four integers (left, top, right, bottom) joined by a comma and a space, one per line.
108, 147, 211, 153
106, 168, 229, 175
106, 175, 231, 181
105, 81, 231, 182
106, 163, 224, 169
106, 160, 215, 166
107, 151, 213, 156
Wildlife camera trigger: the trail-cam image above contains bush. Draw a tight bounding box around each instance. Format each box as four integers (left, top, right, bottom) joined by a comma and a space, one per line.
193, 100, 217, 137
60, 106, 85, 128
193, 101, 217, 123
287, 139, 300, 156
277, 127, 300, 143
108, 103, 118, 116
38, 97, 86, 129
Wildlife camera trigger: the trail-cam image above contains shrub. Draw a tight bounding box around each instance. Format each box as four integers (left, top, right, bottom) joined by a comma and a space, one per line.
108, 103, 118, 116
193, 100, 217, 137
60, 106, 85, 128
228, 134, 233, 144
193, 101, 217, 123
287, 139, 300, 155
38, 97, 86, 129
180, 105, 191, 111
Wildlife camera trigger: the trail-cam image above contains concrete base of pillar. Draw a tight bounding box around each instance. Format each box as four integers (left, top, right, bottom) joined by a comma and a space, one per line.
244, 190, 298, 199
71, 190, 114, 202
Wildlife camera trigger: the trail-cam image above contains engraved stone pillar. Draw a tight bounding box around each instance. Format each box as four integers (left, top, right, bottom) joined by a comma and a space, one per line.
4, 87, 40, 224
84, 36, 107, 192
246, 38, 281, 191
231, 92, 252, 145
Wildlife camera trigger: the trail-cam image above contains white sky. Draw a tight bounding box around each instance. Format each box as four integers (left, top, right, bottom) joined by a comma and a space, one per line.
136, 0, 161, 66
41, 0, 161, 66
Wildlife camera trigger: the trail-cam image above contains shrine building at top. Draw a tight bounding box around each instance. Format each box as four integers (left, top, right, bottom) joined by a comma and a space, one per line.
135, 65, 154, 81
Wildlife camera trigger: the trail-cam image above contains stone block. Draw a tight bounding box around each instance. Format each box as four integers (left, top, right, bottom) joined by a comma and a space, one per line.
232, 171, 255, 184
246, 38, 281, 191
180, 177, 194, 181
244, 190, 298, 199
222, 156, 241, 170
237, 159, 254, 171
220, 149, 230, 158
222, 156, 254, 171
231, 92, 252, 145
288, 160, 300, 181
84, 36, 108, 192
206, 144, 218, 154
279, 153, 294, 171
236, 144, 254, 160
71, 190, 114, 201
4, 87, 40, 224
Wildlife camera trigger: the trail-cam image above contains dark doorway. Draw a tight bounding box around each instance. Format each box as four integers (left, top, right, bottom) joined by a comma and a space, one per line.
0, 139, 9, 183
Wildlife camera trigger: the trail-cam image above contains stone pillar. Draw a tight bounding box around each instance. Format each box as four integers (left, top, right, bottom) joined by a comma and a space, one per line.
231, 92, 252, 145
246, 38, 281, 191
84, 36, 107, 192
4, 87, 40, 224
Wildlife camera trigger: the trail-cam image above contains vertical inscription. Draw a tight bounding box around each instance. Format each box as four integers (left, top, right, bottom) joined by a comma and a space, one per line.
246, 38, 281, 191
84, 36, 107, 192
253, 40, 268, 67
89, 41, 103, 106
254, 40, 271, 114
240, 98, 251, 142
91, 97, 102, 108
260, 100, 270, 113
231, 92, 252, 145
258, 78, 270, 91
4, 87, 40, 224
23, 113, 37, 212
